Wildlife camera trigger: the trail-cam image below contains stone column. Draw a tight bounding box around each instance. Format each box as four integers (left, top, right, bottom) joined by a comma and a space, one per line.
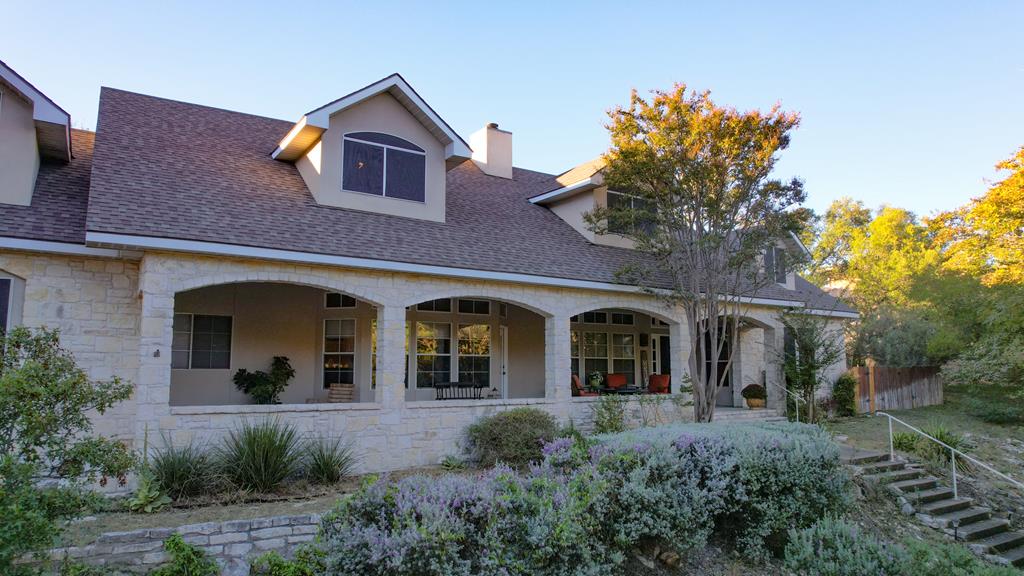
544, 314, 572, 402
135, 255, 175, 453
668, 314, 692, 398
763, 323, 783, 412
374, 303, 407, 410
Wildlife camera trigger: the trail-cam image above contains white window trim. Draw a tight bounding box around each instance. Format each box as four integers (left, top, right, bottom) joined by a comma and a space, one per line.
0, 273, 24, 332
340, 132, 427, 203
322, 317, 357, 389
414, 320, 453, 389
172, 313, 234, 370
456, 323, 492, 386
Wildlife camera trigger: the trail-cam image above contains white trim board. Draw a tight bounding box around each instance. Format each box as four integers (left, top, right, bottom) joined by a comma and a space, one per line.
83, 231, 854, 317
0, 236, 126, 258
528, 177, 598, 205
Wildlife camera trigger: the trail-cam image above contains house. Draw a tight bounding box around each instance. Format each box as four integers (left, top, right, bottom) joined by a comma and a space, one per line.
0, 61, 855, 472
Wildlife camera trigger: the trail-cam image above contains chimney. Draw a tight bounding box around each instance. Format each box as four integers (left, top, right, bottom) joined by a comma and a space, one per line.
470, 123, 513, 179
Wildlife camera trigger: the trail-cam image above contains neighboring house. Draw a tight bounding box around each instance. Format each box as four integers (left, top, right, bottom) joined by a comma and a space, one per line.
0, 61, 855, 472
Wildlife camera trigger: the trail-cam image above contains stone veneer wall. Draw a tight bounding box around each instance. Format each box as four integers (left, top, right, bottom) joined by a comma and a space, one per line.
43, 514, 319, 575
0, 248, 827, 473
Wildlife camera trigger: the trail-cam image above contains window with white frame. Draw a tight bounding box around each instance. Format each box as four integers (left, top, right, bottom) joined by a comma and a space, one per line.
457, 299, 490, 315
765, 246, 788, 284
581, 311, 607, 324
323, 319, 355, 387
0, 278, 11, 335
610, 312, 634, 326
611, 333, 636, 384
325, 292, 357, 308
606, 190, 654, 235
342, 132, 426, 202
416, 298, 451, 312
582, 332, 609, 378
172, 314, 232, 369
457, 324, 491, 385
415, 321, 451, 387
570, 330, 580, 376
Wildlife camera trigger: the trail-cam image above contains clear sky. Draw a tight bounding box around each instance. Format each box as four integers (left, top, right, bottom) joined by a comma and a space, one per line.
3, 1, 1021, 217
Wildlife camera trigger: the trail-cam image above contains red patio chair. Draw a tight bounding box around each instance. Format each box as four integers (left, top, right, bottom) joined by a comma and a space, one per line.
605, 373, 628, 390
571, 374, 598, 397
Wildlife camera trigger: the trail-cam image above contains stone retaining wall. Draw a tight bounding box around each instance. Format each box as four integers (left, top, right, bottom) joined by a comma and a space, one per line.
47, 514, 320, 575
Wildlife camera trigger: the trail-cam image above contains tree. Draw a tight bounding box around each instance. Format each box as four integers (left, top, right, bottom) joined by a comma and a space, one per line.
803, 197, 871, 286
0, 327, 134, 574
931, 146, 1024, 286
587, 84, 805, 422
780, 310, 847, 422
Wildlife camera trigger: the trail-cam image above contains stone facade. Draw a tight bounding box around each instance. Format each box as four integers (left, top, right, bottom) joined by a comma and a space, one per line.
43, 514, 319, 575
0, 247, 846, 473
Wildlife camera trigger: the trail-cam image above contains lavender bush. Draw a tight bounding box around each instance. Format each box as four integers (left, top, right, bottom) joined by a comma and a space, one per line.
319, 422, 848, 574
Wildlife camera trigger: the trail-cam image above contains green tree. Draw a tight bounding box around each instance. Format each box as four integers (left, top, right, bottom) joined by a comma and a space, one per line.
0, 327, 134, 574
804, 197, 871, 286
587, 84, 806, 422
780, 310, 847, 422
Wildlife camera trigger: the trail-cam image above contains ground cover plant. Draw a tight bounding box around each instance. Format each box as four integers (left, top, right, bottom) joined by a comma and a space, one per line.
318, 421, 848, 575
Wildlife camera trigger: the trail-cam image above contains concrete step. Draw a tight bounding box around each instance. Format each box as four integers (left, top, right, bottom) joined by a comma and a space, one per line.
843, 451, 890, 466
932, 506, 991, 529
890, 476, 939, 493
919, 498, 974, 515
862, 460, 908, 474
956, 518, 1010, 542
865, 468, 924, 484
1001, 545, 1024, 567
974, 530, 1024, 553
904, 487, 955, 504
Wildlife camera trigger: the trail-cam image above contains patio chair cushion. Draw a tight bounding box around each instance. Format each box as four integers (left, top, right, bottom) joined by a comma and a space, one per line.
648, 374, 670, 394
605, 373, 628, 389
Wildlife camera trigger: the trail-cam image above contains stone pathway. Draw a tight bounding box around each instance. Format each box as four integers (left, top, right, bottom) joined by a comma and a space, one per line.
843, 447, 1024, 568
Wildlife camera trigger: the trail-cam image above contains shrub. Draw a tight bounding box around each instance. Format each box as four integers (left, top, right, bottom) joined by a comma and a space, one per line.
304, 437, 356, 485
466, 407, 559, 468
250, 546, 326, 576
149, 533, 219, 576
152, 440, 215, 500
591, 395, 627, 434
918, 424, 972, 473
903, 538, 1019, 576
783, 517, 907, 575
741, 384, 766, 400
218, 419, 302, 492
233, 356, 296, 405
0, 327, 134, 574
964, 394, 1024, 425
892, 431, 919, 453
439, 455, 467, 471
832, 373, 857, 417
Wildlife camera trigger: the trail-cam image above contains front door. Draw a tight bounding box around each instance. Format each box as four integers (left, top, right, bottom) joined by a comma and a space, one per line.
499, 325, 509, 398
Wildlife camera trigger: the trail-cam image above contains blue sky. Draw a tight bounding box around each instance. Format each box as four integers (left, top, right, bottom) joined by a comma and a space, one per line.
3, 1, 1021, 216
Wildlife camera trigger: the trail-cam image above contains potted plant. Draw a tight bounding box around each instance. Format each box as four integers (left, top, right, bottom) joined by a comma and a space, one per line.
588, 371, 603, 391
741, 384, 767, 409
233, 356, 295, 404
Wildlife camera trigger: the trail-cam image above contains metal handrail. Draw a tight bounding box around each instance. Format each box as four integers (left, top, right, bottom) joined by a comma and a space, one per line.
764, 378, 805, 423
877, 411, 1024, 499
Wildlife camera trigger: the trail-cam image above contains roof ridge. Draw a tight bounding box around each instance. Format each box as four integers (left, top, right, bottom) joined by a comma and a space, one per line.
99, 87, 292, 125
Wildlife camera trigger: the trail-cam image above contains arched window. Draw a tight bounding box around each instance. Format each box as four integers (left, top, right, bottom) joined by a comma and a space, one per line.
342, 132, 426, 202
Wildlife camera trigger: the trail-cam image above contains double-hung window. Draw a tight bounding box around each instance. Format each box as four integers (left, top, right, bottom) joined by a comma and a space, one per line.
582, 332, 609, 377
415, 322, 451, 387
342, 132, 426, 202
323, 319, 356, 387
457, 324, 491, 385
765, 246, 787, 284
611, 334, 636, 384
0, 278, 10, 335
570, 330, 580, 376
172, 314, 232, 369
606, 190, 654, 235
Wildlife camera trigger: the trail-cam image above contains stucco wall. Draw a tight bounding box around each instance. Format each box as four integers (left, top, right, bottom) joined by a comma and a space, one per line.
506, 303, 545, 398
0, 86, 40, 206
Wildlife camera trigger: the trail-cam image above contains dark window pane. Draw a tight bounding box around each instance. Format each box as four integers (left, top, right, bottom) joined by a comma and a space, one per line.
325, 293, 342, 308
347, 132, 424, 152
775, 249, 788, 283
343, 140, 384, 195
171, 351, 190, 370
193, 315, 213, 332
0, 279, 8, 333
173, 313, 192, 332
210, 352, 231, 369
386, 149, 426, 202
458, 299, 490, 315
191, 333, 212, 350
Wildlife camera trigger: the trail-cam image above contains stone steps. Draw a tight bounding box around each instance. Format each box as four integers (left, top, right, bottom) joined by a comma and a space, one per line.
848, 448, 1024, 568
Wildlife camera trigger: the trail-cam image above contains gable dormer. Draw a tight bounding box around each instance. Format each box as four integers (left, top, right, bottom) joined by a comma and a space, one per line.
272, 74, 471, 223
0, 60, 72, 206
529, 157, 637, 249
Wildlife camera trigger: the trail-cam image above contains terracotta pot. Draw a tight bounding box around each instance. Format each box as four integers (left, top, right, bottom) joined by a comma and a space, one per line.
746, 397, 766, 409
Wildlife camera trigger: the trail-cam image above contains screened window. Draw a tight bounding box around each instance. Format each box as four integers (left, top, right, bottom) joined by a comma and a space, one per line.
172, 314, 232, 369
457, 299, 490, 315
342, 132, 426, 202
457, 324, 491, 385
416, 322, 451, 387
582, 332, 609, 378
323, 319, 356, 387
325, 292, 357, 308
611, 333, 636, 384
416, 298, 452, 312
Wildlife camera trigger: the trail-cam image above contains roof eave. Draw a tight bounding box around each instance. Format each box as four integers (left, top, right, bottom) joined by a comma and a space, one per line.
1, 60, 72, 162
529, 176, 602, 205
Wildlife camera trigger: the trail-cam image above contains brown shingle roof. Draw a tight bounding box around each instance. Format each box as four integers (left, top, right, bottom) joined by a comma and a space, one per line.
79, 87, 852, 314
0, 128, 92, 244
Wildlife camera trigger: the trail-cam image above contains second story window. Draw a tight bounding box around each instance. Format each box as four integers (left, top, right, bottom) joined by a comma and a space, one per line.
606, 190, 653, 236
342, 132, 426, 202
765, 246, 787, 284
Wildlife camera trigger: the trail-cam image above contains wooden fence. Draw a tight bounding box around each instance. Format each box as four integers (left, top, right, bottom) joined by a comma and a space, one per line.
851, 364, 943, 413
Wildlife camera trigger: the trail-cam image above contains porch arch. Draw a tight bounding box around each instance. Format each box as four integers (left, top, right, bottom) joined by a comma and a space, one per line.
173, 274, 389, 309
